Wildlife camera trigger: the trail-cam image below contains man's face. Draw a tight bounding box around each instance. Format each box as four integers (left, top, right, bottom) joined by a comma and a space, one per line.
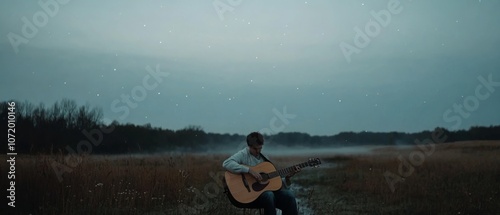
249, 144, 263, 156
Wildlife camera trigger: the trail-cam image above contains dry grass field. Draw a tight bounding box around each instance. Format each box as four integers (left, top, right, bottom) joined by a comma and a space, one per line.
2, 141, 499, 214
297, 141, 500, 214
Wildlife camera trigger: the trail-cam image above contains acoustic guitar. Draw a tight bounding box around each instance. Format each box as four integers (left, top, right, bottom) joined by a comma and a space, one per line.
224, 158, 321, 204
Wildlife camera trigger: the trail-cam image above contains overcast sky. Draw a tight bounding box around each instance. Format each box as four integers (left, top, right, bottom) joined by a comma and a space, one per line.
1, 0, 499, 135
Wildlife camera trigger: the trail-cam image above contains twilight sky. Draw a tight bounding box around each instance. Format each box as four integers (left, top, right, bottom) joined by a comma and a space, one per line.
1, 0, 499, 135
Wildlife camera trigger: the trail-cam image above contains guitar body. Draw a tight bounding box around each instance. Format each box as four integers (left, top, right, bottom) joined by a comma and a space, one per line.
224, 162, 283, 204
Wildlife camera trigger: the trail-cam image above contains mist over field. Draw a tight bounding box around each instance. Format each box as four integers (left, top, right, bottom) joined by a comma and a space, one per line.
205, 144, 408, 157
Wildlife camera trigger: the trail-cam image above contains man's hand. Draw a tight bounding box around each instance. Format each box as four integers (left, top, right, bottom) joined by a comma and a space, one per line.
249, 169, 262, 181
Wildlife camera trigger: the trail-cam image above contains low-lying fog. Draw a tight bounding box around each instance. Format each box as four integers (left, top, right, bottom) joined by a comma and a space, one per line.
209, 144, 414, 157
98, 145, 415, 160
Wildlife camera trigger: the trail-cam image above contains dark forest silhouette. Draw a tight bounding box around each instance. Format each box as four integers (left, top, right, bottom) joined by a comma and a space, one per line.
1, 99, 499, 154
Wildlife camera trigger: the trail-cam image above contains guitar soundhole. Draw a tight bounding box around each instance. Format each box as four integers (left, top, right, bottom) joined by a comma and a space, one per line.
259, 173, 270, 183
252, 180, 268, 191
248, 172, 269, 191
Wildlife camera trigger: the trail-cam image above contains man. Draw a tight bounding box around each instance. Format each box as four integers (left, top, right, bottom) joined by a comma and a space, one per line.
222, 132, 300, 215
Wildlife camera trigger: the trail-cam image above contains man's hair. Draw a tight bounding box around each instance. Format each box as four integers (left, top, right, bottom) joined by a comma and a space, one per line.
246, 132, 264, 146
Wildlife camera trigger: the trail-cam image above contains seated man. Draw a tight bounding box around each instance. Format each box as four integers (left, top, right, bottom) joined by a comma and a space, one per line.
222, 132, 300, 215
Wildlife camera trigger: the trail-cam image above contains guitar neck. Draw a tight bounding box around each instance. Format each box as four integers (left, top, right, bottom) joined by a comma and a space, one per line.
267, 161, 311, 179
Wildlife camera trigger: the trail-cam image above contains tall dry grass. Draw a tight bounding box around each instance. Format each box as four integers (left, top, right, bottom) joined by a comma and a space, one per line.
303, 141, 500, 214
3, 141, 499, 214
2, 153, 249, 214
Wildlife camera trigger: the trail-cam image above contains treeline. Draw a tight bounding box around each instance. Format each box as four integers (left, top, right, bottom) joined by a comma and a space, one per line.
1, 99, 499, 154
0, 99, 242, 154
268, 126, 500, 147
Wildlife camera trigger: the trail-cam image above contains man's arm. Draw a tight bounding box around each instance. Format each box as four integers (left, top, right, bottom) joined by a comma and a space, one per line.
222, 151, 250, 173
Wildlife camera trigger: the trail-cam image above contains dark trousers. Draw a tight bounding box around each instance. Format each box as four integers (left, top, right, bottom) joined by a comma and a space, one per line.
246, 189, 298, 215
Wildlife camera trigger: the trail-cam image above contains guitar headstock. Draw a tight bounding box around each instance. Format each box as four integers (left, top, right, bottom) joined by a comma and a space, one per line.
307, 158, 321, 167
